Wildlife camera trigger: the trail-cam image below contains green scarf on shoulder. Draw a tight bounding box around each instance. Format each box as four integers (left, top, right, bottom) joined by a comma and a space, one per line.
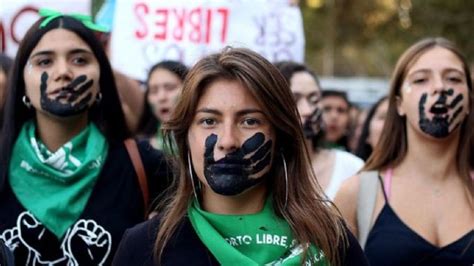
187, 198, 329, 265
9, 120, 108, 239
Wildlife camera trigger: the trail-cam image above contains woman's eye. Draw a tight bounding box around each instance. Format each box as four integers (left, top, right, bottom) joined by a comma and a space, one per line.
376, 113, 387, 120
148, 86, 159, 95
336, 107, 347, 114
72, 56, 88, 65
242, 118, 260, 127
308, 95, 320, 105
412, 78, 426, 84
37, 58, 52, 67
164, 84, 179, 91
447, 76, 463, 83
199, 118, 216, 127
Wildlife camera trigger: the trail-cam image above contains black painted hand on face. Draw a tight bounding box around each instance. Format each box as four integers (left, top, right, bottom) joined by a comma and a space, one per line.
203, 132, 273, 196
419, 88, 464, 138
303, 107, 322, 138
40, 72, 94, 117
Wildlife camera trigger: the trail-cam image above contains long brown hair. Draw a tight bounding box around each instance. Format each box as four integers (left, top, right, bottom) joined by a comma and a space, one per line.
364, 37, 474, 194
155, 47, 346, 265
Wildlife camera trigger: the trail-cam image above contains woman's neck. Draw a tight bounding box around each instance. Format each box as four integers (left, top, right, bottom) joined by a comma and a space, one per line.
398, 128, 461, 181
201, 183, 267, 215
305, 138, 334, 190
35, 112, 89, 152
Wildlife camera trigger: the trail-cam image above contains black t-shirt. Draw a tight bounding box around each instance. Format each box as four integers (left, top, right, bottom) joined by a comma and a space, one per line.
113, 215, 369, 266
0, 140, 173, 265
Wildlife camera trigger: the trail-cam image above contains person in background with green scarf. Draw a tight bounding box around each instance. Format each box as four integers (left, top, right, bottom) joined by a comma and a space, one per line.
114, 47, 368, 265
0, 10, 172, 265
136, 60, 189, 155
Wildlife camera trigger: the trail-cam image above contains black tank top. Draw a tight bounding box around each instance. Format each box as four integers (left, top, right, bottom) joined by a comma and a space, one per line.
364, 175, 474, 266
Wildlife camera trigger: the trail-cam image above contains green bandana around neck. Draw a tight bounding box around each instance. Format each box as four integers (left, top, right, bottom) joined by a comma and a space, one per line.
187, 198, 328, 265
9, 120, 109, 239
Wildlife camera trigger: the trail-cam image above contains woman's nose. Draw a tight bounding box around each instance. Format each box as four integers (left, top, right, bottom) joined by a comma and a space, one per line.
216, 124, 239, 157
431, 74, 445, 95
53, 59, 73, 82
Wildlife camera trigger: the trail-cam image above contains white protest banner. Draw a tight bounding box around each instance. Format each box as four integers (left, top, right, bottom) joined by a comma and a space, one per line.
0, 0, 90, 58
110, 0, 305, 80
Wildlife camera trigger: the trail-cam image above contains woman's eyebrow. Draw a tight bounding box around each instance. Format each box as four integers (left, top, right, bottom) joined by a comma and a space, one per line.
195, 108, 263, 117
69, 48, 94, 55
196, 108, 221, 115
30, 50, 54, 58
30, 48, 93, 59
236, 109, 264, 116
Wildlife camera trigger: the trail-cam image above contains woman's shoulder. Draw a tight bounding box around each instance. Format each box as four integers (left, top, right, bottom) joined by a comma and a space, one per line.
113, 215, 215, 265
112, 215, 162, 265
333, 173, 362, 236
125, 214, 162, 240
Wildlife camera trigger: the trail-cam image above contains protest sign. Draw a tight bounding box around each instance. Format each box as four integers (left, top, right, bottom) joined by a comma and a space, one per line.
111, 0, 304, 80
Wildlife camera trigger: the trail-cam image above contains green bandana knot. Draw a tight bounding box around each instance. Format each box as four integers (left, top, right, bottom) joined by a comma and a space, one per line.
188, 198, 329, 265
39, 8, 109, 32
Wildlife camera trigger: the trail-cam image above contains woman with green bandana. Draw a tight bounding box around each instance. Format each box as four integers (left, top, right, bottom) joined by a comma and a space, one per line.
114, 48, 368, 265
0, 10, 172, 265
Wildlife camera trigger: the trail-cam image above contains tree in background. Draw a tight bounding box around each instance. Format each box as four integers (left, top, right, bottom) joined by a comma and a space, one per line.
303, 0, 473, 76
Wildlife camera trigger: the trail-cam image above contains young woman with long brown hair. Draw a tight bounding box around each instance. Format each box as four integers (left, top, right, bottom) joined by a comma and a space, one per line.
335, 37, 474, 265
114, 48, 368, 265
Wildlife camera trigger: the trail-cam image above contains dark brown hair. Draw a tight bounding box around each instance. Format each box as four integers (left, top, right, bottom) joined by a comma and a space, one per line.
364, 37, 474, 194
156, 47, 346, 265
355, 96, 389, 160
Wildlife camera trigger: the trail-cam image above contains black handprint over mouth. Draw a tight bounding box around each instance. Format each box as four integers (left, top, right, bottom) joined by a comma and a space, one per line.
203, 132, 273, 196
419, 88, 464, 138
303, 107, 322, 138
40, 72, 94, 117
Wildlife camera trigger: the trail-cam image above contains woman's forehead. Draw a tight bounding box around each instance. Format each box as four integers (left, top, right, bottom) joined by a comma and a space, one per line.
30, 29, 92, 56
196, 79, 263, 111
406, 47, 464, 77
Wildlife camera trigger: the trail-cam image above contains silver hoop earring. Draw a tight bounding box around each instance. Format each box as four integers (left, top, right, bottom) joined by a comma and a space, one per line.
281, 153, 289, 209
187, 152, 199, 201
95, 92, 102, 104
22, 95, 32, 109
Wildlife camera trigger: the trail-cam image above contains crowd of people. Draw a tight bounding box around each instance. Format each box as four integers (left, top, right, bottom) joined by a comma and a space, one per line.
0, 9, 472, 266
